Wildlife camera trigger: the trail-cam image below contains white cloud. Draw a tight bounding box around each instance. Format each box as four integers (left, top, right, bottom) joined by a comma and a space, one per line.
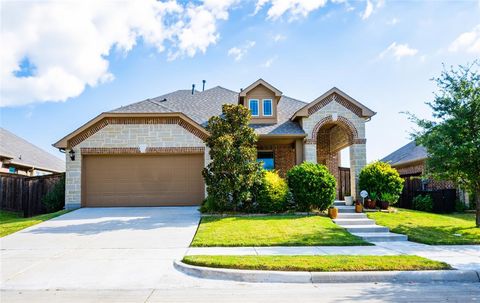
273, 34, 286, 42
228, 41, 256, 61
255, 0, 328, 20
448, 25, 480, 55
361, 0, 384, 20
0, 0, 236, 107
387, 17, 399, 25
262, 56, 278, 68
361, 0, 374, 20
379, 42, 419, 61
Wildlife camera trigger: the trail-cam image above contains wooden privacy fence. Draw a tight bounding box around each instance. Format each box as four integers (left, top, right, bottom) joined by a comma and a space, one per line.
398, 173, 422, 209
0, 172, 65, 217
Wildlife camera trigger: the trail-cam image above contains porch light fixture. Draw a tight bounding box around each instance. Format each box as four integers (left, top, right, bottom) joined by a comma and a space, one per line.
139, 144, 148, 153
69, 149, 75, 161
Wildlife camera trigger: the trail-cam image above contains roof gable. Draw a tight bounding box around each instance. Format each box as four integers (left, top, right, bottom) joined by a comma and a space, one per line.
239, 79, 282, 97
291, 87, 376, 120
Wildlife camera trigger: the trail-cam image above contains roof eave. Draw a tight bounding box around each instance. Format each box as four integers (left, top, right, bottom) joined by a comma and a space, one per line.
53, 112, 210, 149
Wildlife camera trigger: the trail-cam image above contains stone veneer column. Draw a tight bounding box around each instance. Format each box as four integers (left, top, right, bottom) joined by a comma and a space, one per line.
304, 142, 317, 163
350, 142, 366, 201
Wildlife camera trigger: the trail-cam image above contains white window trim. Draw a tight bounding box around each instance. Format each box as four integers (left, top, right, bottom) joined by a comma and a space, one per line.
249, 99, 259, 116
263, 99, 273, 116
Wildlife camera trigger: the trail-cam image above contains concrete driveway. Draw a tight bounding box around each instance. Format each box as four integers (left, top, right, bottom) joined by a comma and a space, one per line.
0, 207, 220, 289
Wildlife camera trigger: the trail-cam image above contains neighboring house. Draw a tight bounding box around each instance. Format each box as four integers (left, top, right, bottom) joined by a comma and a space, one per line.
54, 79, 375, 209
381, 140, 455, 190
1, 127, 65, 176
382, 141, 458, 209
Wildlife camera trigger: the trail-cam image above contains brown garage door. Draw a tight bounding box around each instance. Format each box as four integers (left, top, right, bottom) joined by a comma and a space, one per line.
82, 154, 204, 207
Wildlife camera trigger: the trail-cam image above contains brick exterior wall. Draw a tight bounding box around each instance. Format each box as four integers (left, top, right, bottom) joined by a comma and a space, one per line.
273, 144, 296, 177
394, 160, 455, 190
65, 123, 207, 209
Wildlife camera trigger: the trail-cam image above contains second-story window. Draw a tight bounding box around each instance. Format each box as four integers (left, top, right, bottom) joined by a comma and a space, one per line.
263, 99, 272, 116
249, 99, 259, 116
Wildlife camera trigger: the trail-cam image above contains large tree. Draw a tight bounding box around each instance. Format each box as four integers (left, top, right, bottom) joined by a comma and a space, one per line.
409, 62, 480, 226
203, 104, 263, 211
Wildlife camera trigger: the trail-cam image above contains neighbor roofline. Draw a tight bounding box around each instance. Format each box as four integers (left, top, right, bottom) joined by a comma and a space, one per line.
53, 112, 210, 149
290, 87, 376, 120
3, 160, 64, 173
389, 158, 426, 168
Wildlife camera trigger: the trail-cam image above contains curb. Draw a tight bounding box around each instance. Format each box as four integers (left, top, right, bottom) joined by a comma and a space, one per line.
174, 260, 480, 284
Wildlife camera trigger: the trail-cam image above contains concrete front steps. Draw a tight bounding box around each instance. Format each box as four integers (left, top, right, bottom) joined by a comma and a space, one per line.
332, 200, 407, 242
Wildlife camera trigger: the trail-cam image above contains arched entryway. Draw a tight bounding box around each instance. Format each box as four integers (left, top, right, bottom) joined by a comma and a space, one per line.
310, 115, 365, 200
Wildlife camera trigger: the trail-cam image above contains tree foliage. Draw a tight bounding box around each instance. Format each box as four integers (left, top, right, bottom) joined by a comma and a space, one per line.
408, 62, 480, 226
202, 104, 263, 212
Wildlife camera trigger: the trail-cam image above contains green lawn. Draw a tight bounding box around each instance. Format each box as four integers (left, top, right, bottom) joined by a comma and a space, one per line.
367, 208, 480, 245
191, 215, 370, 247
183, 255, 451, 271
0, 210, 69, 237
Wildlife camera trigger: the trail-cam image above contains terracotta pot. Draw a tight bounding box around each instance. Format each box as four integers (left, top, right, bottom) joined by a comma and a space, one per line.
328, 207, 338, 219
380, 201, 390, 210
366, 199, 376, 209
355, 203, 363, 213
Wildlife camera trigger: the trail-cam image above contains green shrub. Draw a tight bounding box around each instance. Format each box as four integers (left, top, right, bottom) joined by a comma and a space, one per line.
455, 200, 466, 213
413, 194, 433, 212
286, 162, 336, 212
359, 161, 404, 199
200, 196, 219, 213
42, 176, 65, 213
256, 171, 289, 213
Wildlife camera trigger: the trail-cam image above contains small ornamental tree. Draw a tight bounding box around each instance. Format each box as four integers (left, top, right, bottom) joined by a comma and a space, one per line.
202, 104, 263, 212
358, 161, 404, 201
408, 62, 480, 226
286, 162, 336, 212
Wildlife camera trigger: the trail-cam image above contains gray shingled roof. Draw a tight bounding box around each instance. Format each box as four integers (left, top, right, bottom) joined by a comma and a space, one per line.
110, 86, 306, 135
0, 128, 65, 172
381, 141, 428, 166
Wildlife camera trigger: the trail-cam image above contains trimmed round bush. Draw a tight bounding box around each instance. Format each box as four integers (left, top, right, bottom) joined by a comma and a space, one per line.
256, 171, 289, 213
358, 161, 404, 199
286, 162, 336, 212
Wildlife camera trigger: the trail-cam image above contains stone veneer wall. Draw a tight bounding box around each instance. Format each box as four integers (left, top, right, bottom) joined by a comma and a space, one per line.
65, 123, 207, 209
301, 98, 367, 200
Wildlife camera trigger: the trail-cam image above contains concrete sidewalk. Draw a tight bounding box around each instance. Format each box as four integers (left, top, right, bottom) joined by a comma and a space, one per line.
186, 242, 480, 270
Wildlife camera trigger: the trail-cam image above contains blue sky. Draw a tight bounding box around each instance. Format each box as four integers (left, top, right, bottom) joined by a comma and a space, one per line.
1, 0, 479, 165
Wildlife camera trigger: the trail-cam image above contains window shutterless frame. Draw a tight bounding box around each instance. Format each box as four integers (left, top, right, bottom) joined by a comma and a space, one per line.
263, 99, 273, 116
249, 99, 259, 116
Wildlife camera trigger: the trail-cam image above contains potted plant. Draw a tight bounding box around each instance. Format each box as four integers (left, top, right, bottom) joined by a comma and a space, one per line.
366, 192, 378, 209
345, 195, 353, 206
328, 206, 338, 219
379, 193, 399, 210
355, 200, 363, 213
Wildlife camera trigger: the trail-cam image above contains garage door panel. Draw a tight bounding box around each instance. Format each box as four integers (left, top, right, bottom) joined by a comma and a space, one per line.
83, 154, 204, 207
